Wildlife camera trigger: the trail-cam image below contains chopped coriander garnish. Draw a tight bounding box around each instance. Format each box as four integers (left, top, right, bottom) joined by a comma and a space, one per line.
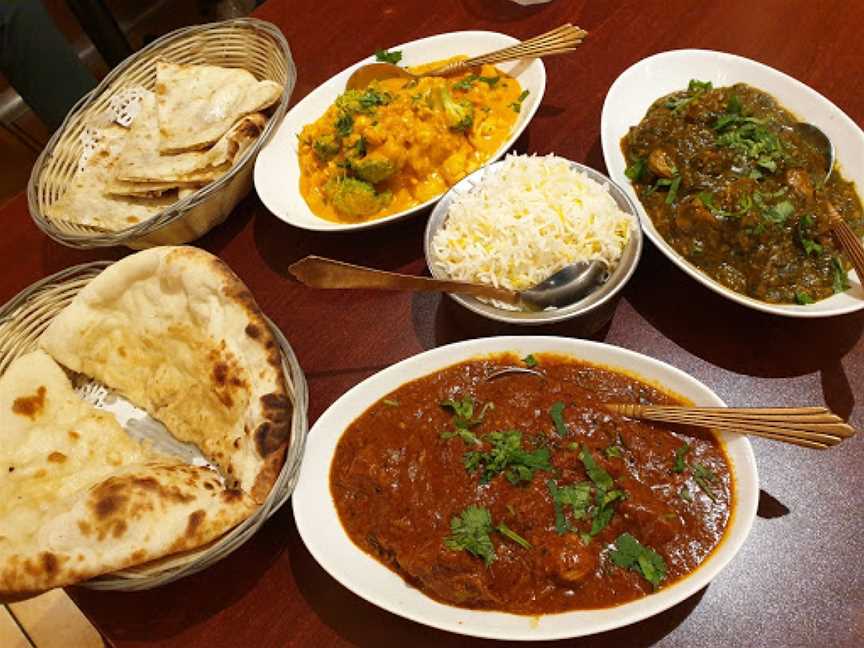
510, 89, 530, 113
679, 486, 693, 502
441, 395, 492, 430
441, 427, 481, 445
464, 430, 552, 485
692, 463, 719, 502
549, 401, 567, 437
522, 354, 538, 368
625, 158, 646, 182
383, 399, 399, 407
374, 48, 402, 64
444, 506, 495, 565
547, 479, 592, 534
605, 445, 623, 459
610, 533, 668, 589
672, 442, 690, 473
579, 445, 613, 493
664, 79, 712, 113
454, 73, 500, 91
795, 291, 814, 305
496, 521, 531, 549
832, 257, 851, 293
665, 176, 682, 205
761, 199, 795, 224
335, 113, 353, 137
797, 214, 823, 256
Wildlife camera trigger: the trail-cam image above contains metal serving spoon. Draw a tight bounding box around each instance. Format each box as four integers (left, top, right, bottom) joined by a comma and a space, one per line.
346, 24, 587, 90
792, 123, 864, 283
288, 256, 607, 309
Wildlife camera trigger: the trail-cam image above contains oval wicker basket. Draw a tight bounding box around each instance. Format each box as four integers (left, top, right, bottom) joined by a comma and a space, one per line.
27, 18, 296, 250
0, 262, 309, 591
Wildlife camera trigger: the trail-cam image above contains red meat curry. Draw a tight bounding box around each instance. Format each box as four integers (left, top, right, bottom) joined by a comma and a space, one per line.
330, 353, 733, 614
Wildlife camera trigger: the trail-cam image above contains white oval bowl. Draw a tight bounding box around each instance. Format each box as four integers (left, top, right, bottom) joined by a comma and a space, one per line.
254, 31, 546, 232
600, 49, 864, 317
292, 336, 758, 641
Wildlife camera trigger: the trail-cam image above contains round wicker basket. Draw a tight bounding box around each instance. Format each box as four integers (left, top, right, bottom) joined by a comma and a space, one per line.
27, 18, 296, 250
0, 262, 309, 591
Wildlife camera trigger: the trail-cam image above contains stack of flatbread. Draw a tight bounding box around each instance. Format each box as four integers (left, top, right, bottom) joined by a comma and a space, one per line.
0, 246, 292, 601
45, 61, 283, 232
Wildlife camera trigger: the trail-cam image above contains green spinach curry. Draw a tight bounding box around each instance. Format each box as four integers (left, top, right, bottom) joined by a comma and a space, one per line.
621, 80, 863, 304
331, 353, 732, 614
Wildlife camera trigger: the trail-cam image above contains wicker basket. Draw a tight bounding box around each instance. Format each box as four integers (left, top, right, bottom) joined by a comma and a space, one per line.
0, 262, 309, 590
27, 18, 296, 250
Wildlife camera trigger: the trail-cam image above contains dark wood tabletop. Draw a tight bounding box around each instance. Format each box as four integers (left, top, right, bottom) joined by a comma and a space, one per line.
2, 0, 862, 646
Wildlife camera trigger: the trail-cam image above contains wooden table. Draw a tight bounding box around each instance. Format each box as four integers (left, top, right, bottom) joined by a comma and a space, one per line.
2, 0, 862, 646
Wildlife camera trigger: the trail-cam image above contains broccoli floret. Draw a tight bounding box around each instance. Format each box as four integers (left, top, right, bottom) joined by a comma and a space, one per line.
433, 86, 474, 132
313, 134, 340, 161
350, 155, 395, 183
334, 87, 391, 116
324, 177, 389, 218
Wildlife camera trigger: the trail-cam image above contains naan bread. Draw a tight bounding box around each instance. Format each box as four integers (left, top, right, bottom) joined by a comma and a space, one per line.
39, 247, 292, 504
155, 61, 281, 153
0, 351, 256, 600
109, 93, 265, 186
44, 130, 176, 231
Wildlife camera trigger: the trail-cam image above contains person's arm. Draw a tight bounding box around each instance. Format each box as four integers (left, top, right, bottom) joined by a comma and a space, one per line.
0, 1, 97, 130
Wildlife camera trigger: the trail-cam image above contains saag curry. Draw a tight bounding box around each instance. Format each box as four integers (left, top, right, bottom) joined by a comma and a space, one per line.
621, 81, 863, 304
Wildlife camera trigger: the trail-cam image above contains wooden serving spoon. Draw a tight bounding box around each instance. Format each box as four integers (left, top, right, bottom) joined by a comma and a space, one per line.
346, 23, 588, 90
482, 367, 856, 449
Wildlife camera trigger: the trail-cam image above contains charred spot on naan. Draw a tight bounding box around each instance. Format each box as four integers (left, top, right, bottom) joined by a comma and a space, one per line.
12, 386, 47, 419
255, 392, 292, 456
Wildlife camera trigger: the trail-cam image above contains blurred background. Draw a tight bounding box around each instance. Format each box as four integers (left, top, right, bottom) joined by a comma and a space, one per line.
0, 0, 258, 206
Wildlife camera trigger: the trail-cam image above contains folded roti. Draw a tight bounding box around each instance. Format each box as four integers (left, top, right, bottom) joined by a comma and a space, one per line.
110, 92, 266, 186
0, 351, 255, 600
43, 128, 177, 231
39, 246, 292, 504
155, 61, 281, 153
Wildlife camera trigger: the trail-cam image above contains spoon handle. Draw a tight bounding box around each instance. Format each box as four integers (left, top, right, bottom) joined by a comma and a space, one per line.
288, 256, 522, 305
429, 24, 588, 76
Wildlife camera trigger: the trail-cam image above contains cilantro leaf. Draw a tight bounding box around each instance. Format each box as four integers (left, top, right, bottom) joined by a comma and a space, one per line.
547, 480, 593, 534
692, 463, 719, 502
579, 445, 614, 493
762, 199, 795, 224
589, 489, 625, 536
465, 430, 552, 485
441, 427, 481, 445
679, 486, 692, 502
672, 443, 690, 473
496, 522, 531, 549
665, 176, 682, 205
509, 89, 530, 113
335, 113, 353, 137
605, 445, 623, 459
444, 506, 495, 565
795, 291, 814, 305
549, 401, 567, 437
374, 48, 402, 64
609, 532, 668, 588
441, 395, 493, 436
625, 158, 646, 182
522, 354, 538, 368
797, 214, 823, 256
832, 257, 851, 293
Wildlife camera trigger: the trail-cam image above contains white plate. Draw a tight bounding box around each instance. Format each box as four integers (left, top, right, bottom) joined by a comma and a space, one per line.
293, 336, 758, 641
600, 49, 864, 317
254, 31, 546, 232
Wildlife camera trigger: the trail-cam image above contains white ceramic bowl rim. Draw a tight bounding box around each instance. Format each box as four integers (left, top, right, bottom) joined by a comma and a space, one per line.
254, 30, 547, 232
600, 48, 864, 318
423, 158, 644, 325
292, 336, 759, 641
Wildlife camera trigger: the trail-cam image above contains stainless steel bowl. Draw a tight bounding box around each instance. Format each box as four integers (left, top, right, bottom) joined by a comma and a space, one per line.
423, 158, 643, 326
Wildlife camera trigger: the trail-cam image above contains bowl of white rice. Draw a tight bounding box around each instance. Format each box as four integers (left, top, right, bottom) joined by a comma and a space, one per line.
424, 153, 642, 325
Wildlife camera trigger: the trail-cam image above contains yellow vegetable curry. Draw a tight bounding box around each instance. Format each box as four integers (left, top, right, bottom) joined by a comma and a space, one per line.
298, 60, 525, 223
